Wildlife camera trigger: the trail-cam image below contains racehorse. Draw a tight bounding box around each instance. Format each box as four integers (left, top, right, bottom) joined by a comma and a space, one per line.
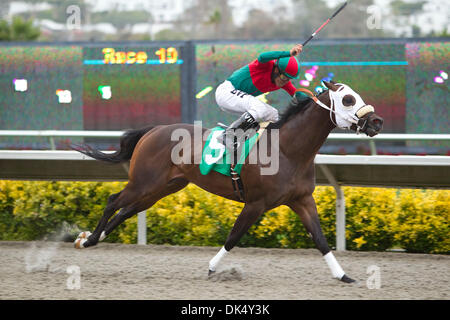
73, 81, 383, 283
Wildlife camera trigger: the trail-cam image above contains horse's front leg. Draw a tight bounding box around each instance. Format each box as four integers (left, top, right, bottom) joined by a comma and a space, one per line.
288, 195, 355, 283
208, 201, 265, 275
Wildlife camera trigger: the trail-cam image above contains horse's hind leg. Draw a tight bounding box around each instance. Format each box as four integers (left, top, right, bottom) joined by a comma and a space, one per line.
208, 201, 265, 275
74, 191, 123, 248
102, 205, 147, 238
77, 206, 129, 245
75, 177, 188, 248
288, 195, 355, 283
76, 183, 147, 248
101, 178, 189, 240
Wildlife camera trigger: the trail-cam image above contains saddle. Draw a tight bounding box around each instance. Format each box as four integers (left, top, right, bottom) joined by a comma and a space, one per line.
200, 122, 270, 202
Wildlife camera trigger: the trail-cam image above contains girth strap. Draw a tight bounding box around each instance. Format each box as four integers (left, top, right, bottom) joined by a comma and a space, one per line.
228, 121, 270, 202
230, 134, 245, 202
230, 165, 245, 202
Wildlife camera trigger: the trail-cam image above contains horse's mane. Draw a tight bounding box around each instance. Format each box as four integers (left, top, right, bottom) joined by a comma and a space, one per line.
268, 89, 329, 129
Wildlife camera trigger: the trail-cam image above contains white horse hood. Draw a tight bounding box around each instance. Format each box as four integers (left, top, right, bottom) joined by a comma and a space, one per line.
329, 83, 374, 129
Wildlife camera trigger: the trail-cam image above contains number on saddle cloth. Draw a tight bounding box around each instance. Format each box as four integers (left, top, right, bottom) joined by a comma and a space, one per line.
199, 126, 260, 177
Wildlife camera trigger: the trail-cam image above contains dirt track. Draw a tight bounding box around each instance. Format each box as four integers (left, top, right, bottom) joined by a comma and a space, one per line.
0, 241, 448, 300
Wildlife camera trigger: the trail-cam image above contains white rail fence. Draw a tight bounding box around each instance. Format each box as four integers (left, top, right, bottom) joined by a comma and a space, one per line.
1, 130, 449, 154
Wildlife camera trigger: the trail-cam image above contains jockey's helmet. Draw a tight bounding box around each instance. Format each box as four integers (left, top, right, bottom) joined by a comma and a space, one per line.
276, 56, 301, 79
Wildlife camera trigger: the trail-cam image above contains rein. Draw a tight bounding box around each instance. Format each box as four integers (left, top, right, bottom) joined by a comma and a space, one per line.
295, 88, 339, 126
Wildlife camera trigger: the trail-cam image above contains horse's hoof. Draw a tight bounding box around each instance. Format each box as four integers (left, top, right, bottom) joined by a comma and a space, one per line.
77, 231, 92, 239
74, 238, 88, 249
208, 269, 215, 277
340, 274, 356, 283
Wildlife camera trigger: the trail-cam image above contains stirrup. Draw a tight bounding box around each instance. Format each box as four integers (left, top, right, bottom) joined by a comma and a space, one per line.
217, 122, 228, 129
222, 130, 240, 153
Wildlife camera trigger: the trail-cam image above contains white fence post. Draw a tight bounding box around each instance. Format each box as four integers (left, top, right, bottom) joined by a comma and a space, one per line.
335, 188, 346, 251
137, 211, 147, 245
318, 164, 346, 251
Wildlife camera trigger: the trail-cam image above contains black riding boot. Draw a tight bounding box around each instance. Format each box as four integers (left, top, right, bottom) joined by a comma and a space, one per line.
221, 111, 258, 155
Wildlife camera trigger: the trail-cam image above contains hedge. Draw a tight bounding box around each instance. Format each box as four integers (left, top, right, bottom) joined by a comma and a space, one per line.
0, 181, 448, 254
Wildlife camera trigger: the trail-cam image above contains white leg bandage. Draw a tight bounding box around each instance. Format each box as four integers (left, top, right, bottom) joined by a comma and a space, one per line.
99, 231, 106, 241
209, 247, 229, 272
323, 252, 345, 279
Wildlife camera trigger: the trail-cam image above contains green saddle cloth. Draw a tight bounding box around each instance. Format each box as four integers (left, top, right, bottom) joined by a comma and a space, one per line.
199, 126, 259, 177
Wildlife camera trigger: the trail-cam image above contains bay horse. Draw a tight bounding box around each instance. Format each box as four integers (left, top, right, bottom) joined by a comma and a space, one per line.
73, 81, 383, 283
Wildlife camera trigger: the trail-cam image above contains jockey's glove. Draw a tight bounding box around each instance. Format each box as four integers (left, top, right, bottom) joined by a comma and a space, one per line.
294, 90, 310, 102
290, 91, 311, 108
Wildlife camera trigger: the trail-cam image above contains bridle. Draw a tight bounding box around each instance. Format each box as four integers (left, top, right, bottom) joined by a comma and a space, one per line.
352, 109, 375, 135
295, 87, 375, 134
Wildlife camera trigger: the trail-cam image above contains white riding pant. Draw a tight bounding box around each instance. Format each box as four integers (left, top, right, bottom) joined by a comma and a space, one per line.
215, 80, 279, 122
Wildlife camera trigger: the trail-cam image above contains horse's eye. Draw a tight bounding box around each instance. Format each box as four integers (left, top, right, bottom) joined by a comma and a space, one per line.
342, 95, 355, 106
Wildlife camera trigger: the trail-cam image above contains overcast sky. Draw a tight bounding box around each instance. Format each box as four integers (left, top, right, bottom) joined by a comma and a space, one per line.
7, 0, 449, 35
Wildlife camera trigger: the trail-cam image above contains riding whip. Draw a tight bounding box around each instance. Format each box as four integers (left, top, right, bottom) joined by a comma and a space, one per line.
302, 1, 348, 46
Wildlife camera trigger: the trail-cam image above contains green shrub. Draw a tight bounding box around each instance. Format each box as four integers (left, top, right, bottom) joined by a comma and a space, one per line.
0, 181, 448, 254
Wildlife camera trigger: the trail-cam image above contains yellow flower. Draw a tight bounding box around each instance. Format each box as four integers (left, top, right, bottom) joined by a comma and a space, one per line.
353, 236, 367, 249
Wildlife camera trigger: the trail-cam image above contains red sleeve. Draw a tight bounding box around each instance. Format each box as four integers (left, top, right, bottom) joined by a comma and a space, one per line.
282, 81, 297, 96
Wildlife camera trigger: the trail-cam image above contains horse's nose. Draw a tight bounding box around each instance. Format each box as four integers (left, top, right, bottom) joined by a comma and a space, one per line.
371, 115, 384, 131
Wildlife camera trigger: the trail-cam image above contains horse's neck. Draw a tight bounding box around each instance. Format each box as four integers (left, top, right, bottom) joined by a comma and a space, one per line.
279, 98, 334, 163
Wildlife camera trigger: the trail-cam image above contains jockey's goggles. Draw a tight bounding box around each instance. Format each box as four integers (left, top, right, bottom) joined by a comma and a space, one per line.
279, 73, 290, 81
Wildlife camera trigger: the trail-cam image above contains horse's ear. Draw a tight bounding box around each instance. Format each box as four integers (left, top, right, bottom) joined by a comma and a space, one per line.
323, 81, 340, 92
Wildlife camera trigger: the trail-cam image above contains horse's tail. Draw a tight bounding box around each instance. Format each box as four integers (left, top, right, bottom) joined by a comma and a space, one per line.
72, 125, 155, 164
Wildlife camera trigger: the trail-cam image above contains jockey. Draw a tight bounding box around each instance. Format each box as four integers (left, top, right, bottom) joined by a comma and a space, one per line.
215, 44, 309, 149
